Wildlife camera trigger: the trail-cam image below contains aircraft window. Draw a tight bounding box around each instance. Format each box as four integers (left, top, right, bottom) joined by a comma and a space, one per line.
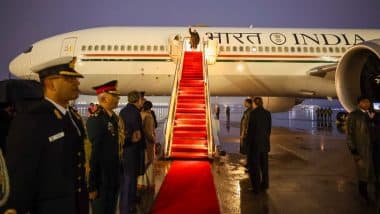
335, 47, 340, 53
284, 47, 289, 52
226, 46, 231, 52
297, 47, 301, 52
290, 47, 295, 52
219, 46, 224, 52
316, 47, 321, 53
232, 46, 237, 52
133, 45, 138, 51
264, 46, 269, 52
153, 45, 158, 51
114, 45, 119, 51
121, 45, 125, 51
81, 45, 86, 51
303, 47, 308, 53
309, 47, 315, 53
147, 45, 152, 51
140, 45, 145, 51
88, 45, 93, 51
258, 46, 263, 52
341, 47, 347, 52
106, 45, 111, 51
277, 46, 282, 52
160, 45, 165, 51
101, 45, 105, 51
271, 47, 276, 52
127, 45, 132, 51
322, 47, 327, 53
252, 46, 257, 52
239, 46, 244, 52
329, 47, 334, 52
94, 45, 99, 51
245, 46, 250, 52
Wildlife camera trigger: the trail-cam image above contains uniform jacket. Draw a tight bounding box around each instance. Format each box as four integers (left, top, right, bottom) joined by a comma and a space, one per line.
2, 99, 89, 214
346, 109, 374, 182
246, 106, 272, 153
86, 106, 120, 192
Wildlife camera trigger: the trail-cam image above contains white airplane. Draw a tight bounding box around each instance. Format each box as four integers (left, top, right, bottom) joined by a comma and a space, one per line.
9, 26, 380, 112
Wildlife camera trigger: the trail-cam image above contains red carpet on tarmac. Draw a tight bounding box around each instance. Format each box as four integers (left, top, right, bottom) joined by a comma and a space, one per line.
151, 161, 220, 214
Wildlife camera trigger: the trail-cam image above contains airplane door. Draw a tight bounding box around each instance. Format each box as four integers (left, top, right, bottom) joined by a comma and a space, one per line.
60, 37, 77, 57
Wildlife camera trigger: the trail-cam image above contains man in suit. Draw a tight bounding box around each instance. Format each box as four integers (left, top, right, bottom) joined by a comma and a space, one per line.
2, 56, 89, 214
86, 80, 121, 214
246, 97, 272, 194
189, 27, 200, 49
119, 90, 145, 213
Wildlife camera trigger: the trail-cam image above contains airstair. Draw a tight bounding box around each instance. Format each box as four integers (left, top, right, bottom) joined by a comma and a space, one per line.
164, 37, 218, 159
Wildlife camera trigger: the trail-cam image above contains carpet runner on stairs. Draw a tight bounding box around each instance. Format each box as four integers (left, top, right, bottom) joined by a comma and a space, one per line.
171, 51, 208, 159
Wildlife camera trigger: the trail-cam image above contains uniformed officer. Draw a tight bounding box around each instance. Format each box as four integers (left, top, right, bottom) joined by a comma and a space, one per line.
2, 56, 89, 214
86, 80, 121, 214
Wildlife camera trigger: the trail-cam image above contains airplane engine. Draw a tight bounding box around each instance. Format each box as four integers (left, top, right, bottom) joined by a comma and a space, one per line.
262, 97, 302, 112
335, 39, 380, 112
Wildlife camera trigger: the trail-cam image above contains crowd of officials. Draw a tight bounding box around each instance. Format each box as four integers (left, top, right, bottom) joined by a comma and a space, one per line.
0, 53, 379, 213
0, 57, 158, 214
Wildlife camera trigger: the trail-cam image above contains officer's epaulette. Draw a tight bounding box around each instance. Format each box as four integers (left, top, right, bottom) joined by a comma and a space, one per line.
69, 106, 82, 120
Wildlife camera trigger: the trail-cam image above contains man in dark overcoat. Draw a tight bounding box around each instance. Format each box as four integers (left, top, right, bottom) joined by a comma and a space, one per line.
246, 97, 272, 194
346, 96, 375, 202
86, 80, 121, 214
2, 56, 89, 214
119, 90, 145, 213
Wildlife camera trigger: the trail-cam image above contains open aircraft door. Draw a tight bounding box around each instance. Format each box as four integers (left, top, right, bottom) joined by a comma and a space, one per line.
60, 37, 77, 57
205, 39, 218, 65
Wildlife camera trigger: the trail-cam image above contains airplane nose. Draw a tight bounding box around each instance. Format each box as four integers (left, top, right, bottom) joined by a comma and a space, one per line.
9, 53, 32, 78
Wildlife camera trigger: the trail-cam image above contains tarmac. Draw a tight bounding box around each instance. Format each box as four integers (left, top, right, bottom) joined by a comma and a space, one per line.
134, 107, 377, 213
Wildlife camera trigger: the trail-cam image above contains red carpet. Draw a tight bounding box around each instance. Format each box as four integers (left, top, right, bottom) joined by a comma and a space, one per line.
171, 51, 208, 159
151, 161, 220, 214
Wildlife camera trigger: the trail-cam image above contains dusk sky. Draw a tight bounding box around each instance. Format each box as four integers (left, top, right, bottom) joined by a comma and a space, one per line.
1, 0, 380, 80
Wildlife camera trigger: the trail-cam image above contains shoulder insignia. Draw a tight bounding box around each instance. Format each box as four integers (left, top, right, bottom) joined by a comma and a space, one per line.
54, 109, 63, 119
69, 107, 82, 120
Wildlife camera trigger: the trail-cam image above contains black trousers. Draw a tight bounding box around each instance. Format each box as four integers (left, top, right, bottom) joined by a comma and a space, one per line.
248, 151, 269, 191
92, 185, 118, 214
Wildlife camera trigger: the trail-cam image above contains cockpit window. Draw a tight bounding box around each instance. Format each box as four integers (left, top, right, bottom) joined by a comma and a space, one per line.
23, 46, 33, 53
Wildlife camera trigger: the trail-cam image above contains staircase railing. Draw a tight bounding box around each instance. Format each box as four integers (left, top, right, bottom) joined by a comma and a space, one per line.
202, 41, 216, 158
164, 40, 186, 158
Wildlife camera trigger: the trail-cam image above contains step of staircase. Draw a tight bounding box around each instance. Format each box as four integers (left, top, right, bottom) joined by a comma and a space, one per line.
170, 152, 208, 159
171, 144, 208, 153
172, 138, 208, 145
175, 118, 206, 125
172, 130, 207, 138
175, 113, 206, 120
176, 103, 205, 108
173, 125, 206, 131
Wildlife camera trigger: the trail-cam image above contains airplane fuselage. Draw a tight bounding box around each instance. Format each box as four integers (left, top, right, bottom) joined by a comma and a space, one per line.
9, 27, 380, 98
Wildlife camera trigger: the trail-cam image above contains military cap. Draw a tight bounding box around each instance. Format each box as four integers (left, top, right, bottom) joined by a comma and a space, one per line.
31, 56, 83, 79
92, 80, 120, 95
